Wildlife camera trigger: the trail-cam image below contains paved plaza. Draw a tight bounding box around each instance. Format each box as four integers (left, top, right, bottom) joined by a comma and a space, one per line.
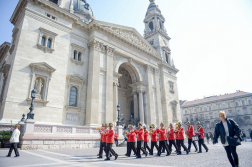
0, 142, 251, 167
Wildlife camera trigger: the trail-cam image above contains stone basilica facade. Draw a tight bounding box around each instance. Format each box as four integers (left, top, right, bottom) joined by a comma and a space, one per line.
0, 0, 181, 148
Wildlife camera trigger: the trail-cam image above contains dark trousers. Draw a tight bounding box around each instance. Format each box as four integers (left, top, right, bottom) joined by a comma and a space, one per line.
177, 139, 188, 154
127, 142, 137, 156
188, 139, 198, 151
168, 140, 178, 152
158, 140, 170, 155
150, 141, 159, 154
115, 139, 118, 146
144, 142, 151, 153
99, 142, 106, 157
136, 141, 146, 158
8, 143, 19, 156
198, 138, 208, 152
224, 146, 239, 167
106, 143, 117, 159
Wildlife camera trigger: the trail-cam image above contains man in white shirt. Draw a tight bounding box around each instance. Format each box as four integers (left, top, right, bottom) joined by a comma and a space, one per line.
6, 124, 20, 157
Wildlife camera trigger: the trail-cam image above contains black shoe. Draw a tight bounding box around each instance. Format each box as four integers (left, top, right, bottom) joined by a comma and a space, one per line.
115, 154, 118, 160
177, 152, 181, 155
6, 155, 11, 157
162, 151, 165, 153
198, 151, 202, 153
166, 153, 170, 156
149, 153, 153, 155
206, 149, 209, 152
104, 158, 110, 161
136, 156, 141, 158
186, 150, 189, 154
14, 155, 19, 158
97, 156, 103, 159
188, 150, 191, 152
156, 154, 161, 156
145, 152, 148, 157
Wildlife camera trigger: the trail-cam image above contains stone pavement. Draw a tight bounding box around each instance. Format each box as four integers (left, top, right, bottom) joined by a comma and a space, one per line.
0, 142, 251, 167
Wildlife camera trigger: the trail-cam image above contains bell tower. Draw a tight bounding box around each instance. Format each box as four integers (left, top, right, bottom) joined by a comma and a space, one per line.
144, 0, 174, 66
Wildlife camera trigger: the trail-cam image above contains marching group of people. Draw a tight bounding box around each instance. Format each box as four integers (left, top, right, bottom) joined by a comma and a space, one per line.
97, 120, 209, 161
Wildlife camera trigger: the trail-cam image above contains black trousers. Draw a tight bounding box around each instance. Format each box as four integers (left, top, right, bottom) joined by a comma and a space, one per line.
144, 142, 151, 153
136, 141, 146, 158
177, 139, 188, 154
198, 138, 208, 152
106, 143, 117, 159
99, 142, 107, 157
158, 140, 170, 155
127, 142, 137, 156
8, 143, 19, 156
168, 140, 178, 152
115, 139, 118, 146
188, 139, 198, 151
224, 146, 239, 167
150, 141, 159, 154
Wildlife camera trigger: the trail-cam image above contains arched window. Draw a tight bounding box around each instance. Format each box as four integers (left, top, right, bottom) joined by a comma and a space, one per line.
165, 53, 169, 63
69, 86, 77, 107
49, 0, 58, 4
73, 50, 77, 59
78, 52, 81, 61
41, 36, 46, 46
159, 22, 162, 29
47, 39, 52, 48
149, 21, 154, 31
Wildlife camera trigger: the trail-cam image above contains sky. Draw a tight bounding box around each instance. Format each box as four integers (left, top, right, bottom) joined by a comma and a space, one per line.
0, 0, 252, 101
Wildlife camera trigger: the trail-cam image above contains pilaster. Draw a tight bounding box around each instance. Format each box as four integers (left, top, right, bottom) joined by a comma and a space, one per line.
154, 68, 163, 125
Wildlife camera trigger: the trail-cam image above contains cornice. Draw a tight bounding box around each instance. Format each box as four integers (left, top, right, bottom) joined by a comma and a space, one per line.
67, 74, 86, 84
71, 43, 86, 51
10, 0, 28, 25
145, 29, 171, 41
159, 62, 179, 74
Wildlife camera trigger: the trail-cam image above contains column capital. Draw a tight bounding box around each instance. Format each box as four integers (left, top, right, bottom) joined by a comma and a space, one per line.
155, 68, 160, 76
106, 45, 115, 57
88, 39, 104, 52
145, 64, 154, 73
137, 90, 145, 94
132, 91, 138, 95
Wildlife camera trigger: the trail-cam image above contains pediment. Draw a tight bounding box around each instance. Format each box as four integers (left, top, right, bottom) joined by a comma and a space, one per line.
67, 74, 86, 84
30, 62, 56, 73
91, 21, 161, 59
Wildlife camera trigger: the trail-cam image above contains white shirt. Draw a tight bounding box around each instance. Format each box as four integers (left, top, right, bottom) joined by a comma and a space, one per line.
222, 122, 229, 147
10, 129, 20, 143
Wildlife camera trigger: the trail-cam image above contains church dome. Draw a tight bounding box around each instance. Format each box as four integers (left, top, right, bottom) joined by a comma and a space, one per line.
71, 0, 95, 22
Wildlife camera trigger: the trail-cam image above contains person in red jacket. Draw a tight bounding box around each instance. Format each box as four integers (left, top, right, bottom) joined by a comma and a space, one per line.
104, 123, 118, 160
196, 121, 208, 153
157, 122, 170, 156
143, 125, 151, 153
175, 122, 189, 155
168, 123, 178, 153
125, 124, 137, 157
98, 124, 105, 158
134, 122, 148, 158
114, 132, 119, 146
186, 121, 198, 152
149, 124, 159, 155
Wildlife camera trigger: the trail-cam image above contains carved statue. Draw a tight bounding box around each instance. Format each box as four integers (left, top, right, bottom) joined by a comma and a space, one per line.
35, 78, 43, 99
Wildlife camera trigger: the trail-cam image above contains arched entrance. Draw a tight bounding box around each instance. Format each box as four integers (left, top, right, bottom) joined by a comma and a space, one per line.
115, 62, 143, 127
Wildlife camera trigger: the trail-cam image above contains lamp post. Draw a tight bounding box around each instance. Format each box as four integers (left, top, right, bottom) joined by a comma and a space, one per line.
27, 88, 37, 119
117, 104, 121, 126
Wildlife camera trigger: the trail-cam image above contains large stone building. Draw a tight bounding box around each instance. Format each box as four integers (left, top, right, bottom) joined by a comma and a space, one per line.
0, 0, 181, 148
181, 91, 252, 137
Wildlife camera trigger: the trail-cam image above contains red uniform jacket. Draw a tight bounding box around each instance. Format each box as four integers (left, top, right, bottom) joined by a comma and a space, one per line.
151, 130, 158, 142
158, 128, 167, 141
196, 126, 205, 139
135, 128, 144, 141
144, 131, 149, 142
102, 129, 107, 143
127, 131, 136, 142
105, 129, 114, 143
114, 134, 119, 140
175, 128, 185, 140
168, 128, 175, 140
100, 129, 104, 141
188, 126, 195, 139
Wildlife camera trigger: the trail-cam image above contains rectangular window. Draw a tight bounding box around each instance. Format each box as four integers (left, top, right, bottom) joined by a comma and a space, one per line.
205, 114, 208, 119
236, 110, 240, 115
242, 101, 245, 106
244, 109, 247, 115
236, 102, 239, 107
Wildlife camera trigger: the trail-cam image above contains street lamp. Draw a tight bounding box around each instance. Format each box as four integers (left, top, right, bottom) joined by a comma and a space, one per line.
117, 104, 121, 126
27, 88, 37, 119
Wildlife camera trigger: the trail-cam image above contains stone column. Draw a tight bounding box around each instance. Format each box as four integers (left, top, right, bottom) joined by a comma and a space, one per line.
113, 82, 119, 123
138, 90, 144, 123
143, 91, 149, 125
85, 40, 102, 126
155, 68, 163, 125
146, 65, 155, 125
105, 46, 115, 123
133, 91, 138, 119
